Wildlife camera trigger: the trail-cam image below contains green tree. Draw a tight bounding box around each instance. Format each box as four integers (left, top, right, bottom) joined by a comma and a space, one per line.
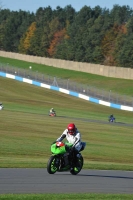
115, 34, 133, 68
0, 9, 11, 50
114, 21, 133, 68
110, 5, 133, 25
2, 10, 35, 52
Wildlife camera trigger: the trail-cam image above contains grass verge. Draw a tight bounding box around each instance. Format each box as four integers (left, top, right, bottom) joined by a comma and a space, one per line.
0, 194, 133, 200
0, 78, 133, 170
1, 56, 133, 96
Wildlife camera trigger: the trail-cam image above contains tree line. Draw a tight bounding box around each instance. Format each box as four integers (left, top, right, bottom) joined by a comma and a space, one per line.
0, 4, 133, 68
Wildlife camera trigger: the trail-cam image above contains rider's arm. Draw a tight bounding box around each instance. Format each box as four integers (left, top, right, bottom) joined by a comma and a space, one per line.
56, 134, 66, 142
56, 129, 67, 142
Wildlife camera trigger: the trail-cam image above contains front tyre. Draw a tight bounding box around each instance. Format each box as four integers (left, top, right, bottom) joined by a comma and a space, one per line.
47, 155, 59, 174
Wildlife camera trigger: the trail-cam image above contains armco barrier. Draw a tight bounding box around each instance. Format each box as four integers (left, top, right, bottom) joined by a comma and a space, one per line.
0, 71, 133, 112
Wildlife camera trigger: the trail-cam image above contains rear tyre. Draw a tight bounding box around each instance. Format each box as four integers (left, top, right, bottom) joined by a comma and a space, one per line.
47, 156, 59, 174
70, 155, 84, 175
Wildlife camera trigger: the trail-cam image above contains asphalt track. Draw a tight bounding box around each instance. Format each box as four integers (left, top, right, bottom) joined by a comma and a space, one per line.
57, 115, 133, 127
47, 112, 133, 128
0, 168, 133, 194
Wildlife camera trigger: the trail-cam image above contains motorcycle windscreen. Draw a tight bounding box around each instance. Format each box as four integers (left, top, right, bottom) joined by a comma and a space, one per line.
51, 143, 66, 154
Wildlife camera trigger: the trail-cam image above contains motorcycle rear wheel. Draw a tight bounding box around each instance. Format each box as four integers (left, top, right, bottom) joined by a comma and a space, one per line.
70, 155, 84, 175
47, 155, 59, 174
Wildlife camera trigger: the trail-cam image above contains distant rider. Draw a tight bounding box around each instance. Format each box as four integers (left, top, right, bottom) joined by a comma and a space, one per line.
109, 114, 114, 119
0, 102, 4, 110
110, 114, 114, 118
49, 108, 55, 114
109, 114, 115, 122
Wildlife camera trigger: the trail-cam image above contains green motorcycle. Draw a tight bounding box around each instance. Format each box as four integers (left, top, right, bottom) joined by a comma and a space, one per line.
47, 141, 84, 175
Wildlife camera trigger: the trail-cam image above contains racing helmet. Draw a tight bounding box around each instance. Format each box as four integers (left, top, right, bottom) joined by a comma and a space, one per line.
67, 123, 76, 135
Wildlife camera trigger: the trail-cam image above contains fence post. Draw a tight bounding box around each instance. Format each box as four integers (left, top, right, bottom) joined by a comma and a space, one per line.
109, 90, 111, 102
67, 79, 69, 89
6, 63, 9, 73
36, 71, 38, 81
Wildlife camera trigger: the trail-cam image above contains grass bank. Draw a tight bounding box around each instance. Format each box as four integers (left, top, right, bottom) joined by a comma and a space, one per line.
0, 77, 133, 170
1, 56, 133, 96
0, 57, 133, 197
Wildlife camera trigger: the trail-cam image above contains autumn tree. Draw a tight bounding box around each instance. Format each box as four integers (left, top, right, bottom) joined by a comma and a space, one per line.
101, 24, 127, 66
48, 28, 66, 57
114, 19, 133, 68
19, 22, 36, 54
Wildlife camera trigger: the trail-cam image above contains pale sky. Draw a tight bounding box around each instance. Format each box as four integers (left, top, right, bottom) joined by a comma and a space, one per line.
1, 0, 133, 13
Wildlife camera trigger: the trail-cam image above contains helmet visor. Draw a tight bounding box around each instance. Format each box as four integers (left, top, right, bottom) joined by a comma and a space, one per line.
68, 129, 74, 135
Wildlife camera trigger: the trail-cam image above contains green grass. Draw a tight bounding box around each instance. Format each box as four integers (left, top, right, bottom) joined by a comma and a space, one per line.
0, 57, 133, 198
1, 56, 133, 96
0, 194, 133, 200
0, 77, 133, 170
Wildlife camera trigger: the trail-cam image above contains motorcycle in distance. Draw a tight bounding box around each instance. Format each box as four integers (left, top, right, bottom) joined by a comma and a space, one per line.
108, 116, 116, 123
49, 111, 56, 117
0, 102, 4, 110
47, 141, 84, 175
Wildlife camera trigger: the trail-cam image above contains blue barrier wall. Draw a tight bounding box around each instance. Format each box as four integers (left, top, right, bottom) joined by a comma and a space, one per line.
0, 71, 133, 112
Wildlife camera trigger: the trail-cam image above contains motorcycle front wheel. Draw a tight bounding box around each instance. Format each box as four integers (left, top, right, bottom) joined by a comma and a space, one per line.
47, 155, 59, 174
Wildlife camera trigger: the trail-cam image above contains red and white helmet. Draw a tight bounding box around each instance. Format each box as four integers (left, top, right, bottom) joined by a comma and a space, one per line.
67, 123, 76, 135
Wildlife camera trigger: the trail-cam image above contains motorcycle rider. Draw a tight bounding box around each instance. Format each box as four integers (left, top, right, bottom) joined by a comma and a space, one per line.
110, 114, 114, 118
0, 102, 4, 110
49, 108, 55, 114
56, 123, 86, 158
109, 114, 115, 122
109, 114, 114, 119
